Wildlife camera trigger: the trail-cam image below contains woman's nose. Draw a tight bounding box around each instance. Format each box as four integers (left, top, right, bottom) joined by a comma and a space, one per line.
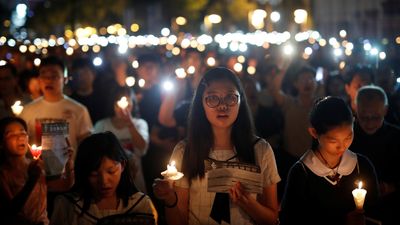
217, 103, 228, 111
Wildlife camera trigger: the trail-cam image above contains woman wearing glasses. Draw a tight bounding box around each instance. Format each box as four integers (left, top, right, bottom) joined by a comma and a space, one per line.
153, 67, 281, 225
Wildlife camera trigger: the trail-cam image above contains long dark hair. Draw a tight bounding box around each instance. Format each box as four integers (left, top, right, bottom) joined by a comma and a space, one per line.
73, 131, 138, 214
0, 117, 28, 164
182, 67, 256, 181
309, 96, 353, 150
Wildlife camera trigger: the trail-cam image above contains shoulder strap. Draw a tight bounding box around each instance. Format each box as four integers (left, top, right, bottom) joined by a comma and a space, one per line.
124, 193, 146, 214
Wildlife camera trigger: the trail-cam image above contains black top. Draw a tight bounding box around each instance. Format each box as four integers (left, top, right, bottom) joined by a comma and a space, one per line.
351, 121, 400, 185
138, 84, 162, 131
280, 153, 379, 225
70, 91, 103, 123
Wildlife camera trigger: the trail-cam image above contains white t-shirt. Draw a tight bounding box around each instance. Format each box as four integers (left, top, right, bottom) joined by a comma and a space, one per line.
172, 139, 281, 225
20, 95, 93, 150
94, 118, 149, 193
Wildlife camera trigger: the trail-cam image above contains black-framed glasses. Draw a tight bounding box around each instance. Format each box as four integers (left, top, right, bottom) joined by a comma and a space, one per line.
204, 94, 240, 108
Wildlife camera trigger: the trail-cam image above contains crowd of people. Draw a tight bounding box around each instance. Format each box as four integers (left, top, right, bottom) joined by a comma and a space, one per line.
0, 43, 400, 225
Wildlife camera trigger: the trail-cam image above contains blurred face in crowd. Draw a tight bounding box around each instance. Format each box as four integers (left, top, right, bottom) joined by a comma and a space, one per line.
356, 98, 386, 135
3, 122, 29, 157
183, 51, 202, 73
345, 73, 371, 104
295, 71, 317, 96
202, 79, 240, 131
136, 62, 160, 89
326, 76, 345, 97
88, 157, 124, 199
38, 64, 65, 101
27, 77, 42, 99
74, 66, 95, 92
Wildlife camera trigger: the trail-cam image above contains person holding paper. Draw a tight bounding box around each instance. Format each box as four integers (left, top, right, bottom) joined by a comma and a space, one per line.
280, 97, 379, 225
0, 117, 48, 225
153, 67, 281, 225
20, 56, 93, 155
19, 56, 92, 216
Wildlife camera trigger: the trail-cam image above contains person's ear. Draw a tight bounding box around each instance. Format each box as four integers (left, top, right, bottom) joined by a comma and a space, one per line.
308, 127, 318, 139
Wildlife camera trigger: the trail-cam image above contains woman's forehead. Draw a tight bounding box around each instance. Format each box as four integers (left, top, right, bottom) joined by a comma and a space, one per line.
5, 122, 25, 131
204, 80, 237, 92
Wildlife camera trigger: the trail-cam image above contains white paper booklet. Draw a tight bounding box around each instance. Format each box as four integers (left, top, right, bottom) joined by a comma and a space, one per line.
40, 119, 69, 177
207, 161, 263, 194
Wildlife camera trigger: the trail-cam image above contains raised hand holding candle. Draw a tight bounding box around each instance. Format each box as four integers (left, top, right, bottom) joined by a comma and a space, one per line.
117, 96, 129, 110
11, 100, 23, 116
30, 144, 42, 160
161, 160, 184, 181
352, 181, 367, 210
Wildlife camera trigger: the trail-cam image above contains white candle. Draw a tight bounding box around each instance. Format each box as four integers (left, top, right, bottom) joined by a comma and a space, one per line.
30, 144, 42, 160
117, 96, 129, 109
11, 100, 24, 116
161, 160, 184, 181
166, 161, 178, 176
352, 181, 367, 210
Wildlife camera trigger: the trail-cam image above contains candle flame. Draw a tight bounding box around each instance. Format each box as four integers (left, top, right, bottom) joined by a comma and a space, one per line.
117, 96, 129, 109
30, 144, 42, 160
11, 100, 24, 116
170, 161, 176, 167
358, 181, 363, 189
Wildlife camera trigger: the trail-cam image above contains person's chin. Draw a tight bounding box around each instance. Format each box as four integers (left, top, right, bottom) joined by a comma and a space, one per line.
99, 189, 115, 197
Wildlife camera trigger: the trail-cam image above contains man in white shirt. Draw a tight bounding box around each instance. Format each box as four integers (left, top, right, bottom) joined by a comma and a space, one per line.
20, 56, 93, 192
20, 56, 93, 151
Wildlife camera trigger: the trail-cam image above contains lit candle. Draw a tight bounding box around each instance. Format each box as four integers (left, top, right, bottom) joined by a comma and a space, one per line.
30, 144, 42, 160
352, 181, 367, 210
117, 96, 129, 110
161, 161, 184, 180
11, 100, 24, 116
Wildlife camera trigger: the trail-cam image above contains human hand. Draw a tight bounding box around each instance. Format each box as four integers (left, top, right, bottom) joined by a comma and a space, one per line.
152, 178, 176, 204
116, 106, 134, 127
229, 181, 252, 207
27, 159, 44, 182
63, 143, 74, 175
345, 209, 365, 225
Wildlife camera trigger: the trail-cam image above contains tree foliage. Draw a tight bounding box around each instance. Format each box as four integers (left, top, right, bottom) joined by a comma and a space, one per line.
27, 0, 127, 35
26, 0, 261, 35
